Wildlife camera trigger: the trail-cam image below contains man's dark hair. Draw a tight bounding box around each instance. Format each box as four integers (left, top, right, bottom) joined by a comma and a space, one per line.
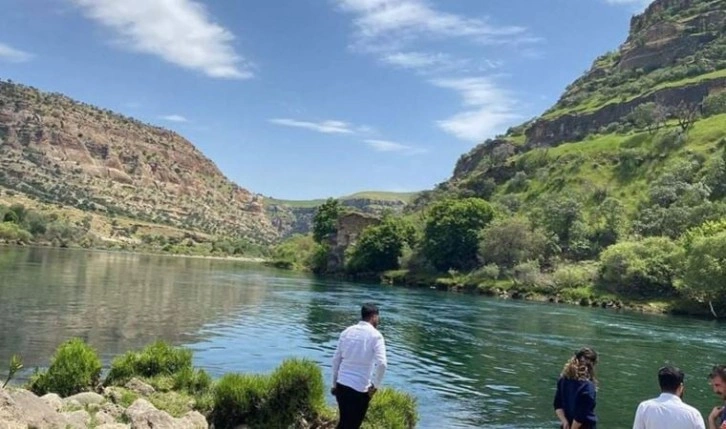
659, 366, 685, 393
710, 365, 726, 381
361, 303, 379, 321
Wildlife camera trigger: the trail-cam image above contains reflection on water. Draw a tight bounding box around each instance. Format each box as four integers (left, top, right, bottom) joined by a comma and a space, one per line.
1, 247, 724, 428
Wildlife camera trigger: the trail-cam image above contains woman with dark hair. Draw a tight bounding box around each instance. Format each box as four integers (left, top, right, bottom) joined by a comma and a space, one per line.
553, 348, 598, 429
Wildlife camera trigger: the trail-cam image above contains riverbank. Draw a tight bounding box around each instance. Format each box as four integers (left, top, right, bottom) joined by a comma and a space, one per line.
0, 242, 268, 264
1, 339, 417, 429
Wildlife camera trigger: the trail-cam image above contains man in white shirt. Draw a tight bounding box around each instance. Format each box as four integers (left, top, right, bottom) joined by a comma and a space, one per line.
331, 303, 388, 429
633, 366, 706, 429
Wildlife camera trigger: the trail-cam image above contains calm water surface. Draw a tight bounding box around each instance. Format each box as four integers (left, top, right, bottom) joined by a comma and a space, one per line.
0, 247, 723, 428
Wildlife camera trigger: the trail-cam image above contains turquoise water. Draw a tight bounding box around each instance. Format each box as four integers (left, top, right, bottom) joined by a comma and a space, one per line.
0, 247, 723, 428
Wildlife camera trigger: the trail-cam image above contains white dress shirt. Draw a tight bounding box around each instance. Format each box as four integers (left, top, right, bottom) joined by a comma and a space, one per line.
633, 393, 706, 429
332, 321, 387, 393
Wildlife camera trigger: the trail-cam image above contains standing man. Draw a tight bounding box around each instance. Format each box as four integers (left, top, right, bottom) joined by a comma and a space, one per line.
708, 365, 726, 429
331, 303, 388, 429
632, 366, 705, 429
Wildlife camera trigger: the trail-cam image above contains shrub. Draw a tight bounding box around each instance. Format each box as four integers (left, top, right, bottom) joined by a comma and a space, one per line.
363, 388, 419, 429
265, 358, 326, 427
513, 260, 544, 288
479, 217, 549, 269
0, 222, 32, 243
29, 338, 101, 397
681, 219, 726, 252
346, 217, 415, 274
552, 263, 598, 290
173, 367, 212, 395
469, 264, 500, 283
211, 374, 270, 429
703, 91, 726, 117
683, 231, 726, 305
423, 198, 494, 271
105, 341, 193, 386
598, 238, 683, 298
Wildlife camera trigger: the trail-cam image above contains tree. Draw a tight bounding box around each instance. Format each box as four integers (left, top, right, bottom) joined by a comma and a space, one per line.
628, 102, 659, 133
534, 197, 584, 252
312, 198, 342, 244
683, 231, 726, 311
479, 217, 549, 269
346, 217, 416, 274
671, 101, 700, 132
598, 237, 682, 298
422, 198, 494, 271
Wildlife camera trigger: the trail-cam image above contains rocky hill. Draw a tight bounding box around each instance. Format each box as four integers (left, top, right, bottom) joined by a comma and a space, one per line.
265, 192, 416, 237
425, 0, 726, 212
0, 80, 277, 244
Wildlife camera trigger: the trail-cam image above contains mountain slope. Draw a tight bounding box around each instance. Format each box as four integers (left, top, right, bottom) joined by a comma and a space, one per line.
425, 0, 726, 218
0, 80, 277, 244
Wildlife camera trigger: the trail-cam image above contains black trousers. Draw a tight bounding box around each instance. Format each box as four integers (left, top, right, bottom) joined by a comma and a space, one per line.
335, 383, 371, 429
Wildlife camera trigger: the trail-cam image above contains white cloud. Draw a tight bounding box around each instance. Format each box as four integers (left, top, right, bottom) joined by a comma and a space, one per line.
70, 0, 251, 79
0, 42, 33, 63
160, 114, 188, 123
269, 118, 356, 134
381, 51, 470, 73
363, 139, 425, 154
432, 77, 520, 142
336, 0, 527, 48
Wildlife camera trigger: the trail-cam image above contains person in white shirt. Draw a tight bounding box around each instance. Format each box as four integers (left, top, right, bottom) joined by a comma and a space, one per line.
331, 303, 388, 429
633, 366, 706, 429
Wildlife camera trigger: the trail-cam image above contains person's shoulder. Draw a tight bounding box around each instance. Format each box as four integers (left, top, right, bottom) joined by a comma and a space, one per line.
681, 401, 704, 418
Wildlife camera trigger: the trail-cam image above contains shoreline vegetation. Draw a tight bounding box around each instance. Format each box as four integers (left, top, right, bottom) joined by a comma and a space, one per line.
1, 339, 417, 429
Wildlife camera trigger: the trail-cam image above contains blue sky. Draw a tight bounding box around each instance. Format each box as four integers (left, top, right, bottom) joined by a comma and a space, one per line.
0, 0, 649, 200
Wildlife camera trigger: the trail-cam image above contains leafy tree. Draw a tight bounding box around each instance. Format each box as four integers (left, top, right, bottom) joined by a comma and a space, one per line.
628, 102, 661, 133
598, 237, 683, 298
534, 197, 584, 253
422, 198, 494, 271
702, 92, 726, 117
672, 101, 700, 132
479, 217, 550, 269
312, 198, 342, 244
683, 231, 726, 308
346, 217, 416, 274
591, 198, 626, 250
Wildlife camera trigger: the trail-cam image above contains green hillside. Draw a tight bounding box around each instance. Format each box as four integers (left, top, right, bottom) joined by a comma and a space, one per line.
267, 191, 418, 209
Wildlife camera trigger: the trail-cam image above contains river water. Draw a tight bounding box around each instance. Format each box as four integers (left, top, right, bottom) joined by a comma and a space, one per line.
0, 247, 723, 428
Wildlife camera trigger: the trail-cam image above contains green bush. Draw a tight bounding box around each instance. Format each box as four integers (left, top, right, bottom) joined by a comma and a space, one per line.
681, 219, 726, 252
211, 374, 270, 428
423, 198, 494, 271
346, 217, 415, 274
363, 388, 418, 429
468, 264, 500, 283
0, 222, 32, 243
29, 338, 101, 397
513, 260, 546, 289
479, 217, 549, 269
553, 263, 598, 290
173, 367, 212, 395
703, 92, 726, 117
266, 358, 326, 428
105, 341, 193, 386
683, 231, 726, 305
598, 237, 683, 298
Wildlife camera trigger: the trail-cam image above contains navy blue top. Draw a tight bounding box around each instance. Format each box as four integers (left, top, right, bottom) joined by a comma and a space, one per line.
553, 377, 597, 429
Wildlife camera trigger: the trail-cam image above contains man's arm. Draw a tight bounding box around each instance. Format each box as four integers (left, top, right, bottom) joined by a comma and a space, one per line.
708, 407, 724, 429
632, 403, 645, 429
371, 335, 387, 390
331, 337, 343, 392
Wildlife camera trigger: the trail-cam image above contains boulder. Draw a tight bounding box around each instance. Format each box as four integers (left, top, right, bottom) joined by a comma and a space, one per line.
2, 388, 70, 428
125, 398, 177, 429
104, 386, 128, 404
125, 378, 156, 396
62, 398, 83, 411
66, 391, 105, 406
179, 410, 208, 428
100, 402, 126, 420
41, 393, 63, 412
62, 409, 92, 429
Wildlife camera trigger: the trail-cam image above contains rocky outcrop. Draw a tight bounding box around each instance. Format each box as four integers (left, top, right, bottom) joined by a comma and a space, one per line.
0, 387, 209, 428
0, 81, 277, 244
526, 77, 726, 148
327, 212, 381, 271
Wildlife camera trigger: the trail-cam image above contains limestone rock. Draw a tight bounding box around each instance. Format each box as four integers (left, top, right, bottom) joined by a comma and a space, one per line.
66, 391, 105, 406
96, 424, 131, 429
104, 386, 127, 404
125, 398, 177, 429
2, 388, 70, 428
125, 377, 156, 396
41, 392, 63, 412
62, 398, 83, 411
62, 409, 92, 429
179, 410, 208, 428
100, 402, 126, 420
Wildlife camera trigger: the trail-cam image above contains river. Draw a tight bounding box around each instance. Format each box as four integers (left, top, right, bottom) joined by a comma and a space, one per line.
0, 247, 723, 428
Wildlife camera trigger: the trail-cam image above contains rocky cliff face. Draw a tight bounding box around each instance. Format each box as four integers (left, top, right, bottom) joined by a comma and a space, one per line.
523, 0, 726, 148
0, 81, 277, 243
